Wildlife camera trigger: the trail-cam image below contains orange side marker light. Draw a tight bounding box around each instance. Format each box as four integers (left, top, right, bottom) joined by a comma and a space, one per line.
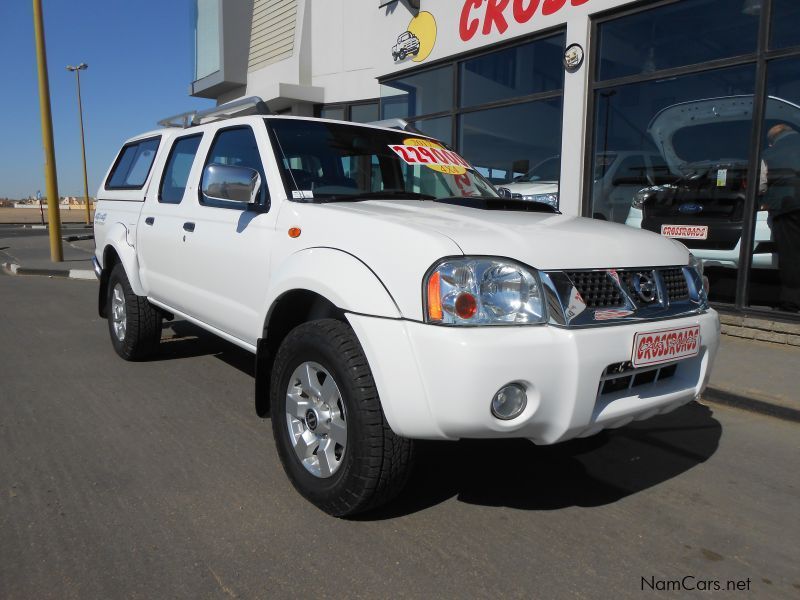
427, 271, 443, 321
288, 227, 301, 238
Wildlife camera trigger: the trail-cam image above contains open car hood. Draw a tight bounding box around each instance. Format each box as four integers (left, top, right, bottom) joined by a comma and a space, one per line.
648, 95, 800, 173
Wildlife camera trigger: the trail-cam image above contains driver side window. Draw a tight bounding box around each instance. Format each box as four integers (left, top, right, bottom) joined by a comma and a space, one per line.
202, 126, 268, 209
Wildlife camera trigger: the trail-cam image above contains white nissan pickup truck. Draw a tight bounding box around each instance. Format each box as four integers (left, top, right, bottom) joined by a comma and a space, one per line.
93, 98, 719, 517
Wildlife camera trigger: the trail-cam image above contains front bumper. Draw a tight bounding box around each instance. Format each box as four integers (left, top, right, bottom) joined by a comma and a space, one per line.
347, 310, 720, 444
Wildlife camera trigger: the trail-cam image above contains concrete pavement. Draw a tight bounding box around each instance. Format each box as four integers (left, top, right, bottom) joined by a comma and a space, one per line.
0, 224, 95, 279
0, 272, 798, 599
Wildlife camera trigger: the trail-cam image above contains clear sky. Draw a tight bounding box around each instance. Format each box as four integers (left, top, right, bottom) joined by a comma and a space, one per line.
0, 1, 214, 199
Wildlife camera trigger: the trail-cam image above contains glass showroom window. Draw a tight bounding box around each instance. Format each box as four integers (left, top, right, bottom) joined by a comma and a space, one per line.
589, 0, 762, 307
194, 0, 221, 80
317, 102, 379, 124
749, 57, 800, 313
460, 34, 564, 107
380, 66, 454, 119
380, 32, 565, 204
771, 0, 800, 50
460, 98, 563, 186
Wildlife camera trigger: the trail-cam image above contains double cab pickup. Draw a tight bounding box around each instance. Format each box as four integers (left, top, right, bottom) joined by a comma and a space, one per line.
93, 98, 719, 516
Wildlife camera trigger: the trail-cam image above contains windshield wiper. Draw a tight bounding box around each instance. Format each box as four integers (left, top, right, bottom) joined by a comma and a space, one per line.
316, 190, 437, 203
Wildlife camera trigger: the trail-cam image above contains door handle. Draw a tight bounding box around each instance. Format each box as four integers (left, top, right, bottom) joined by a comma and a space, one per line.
183, 222, 195, 232
144, 217, 154, 225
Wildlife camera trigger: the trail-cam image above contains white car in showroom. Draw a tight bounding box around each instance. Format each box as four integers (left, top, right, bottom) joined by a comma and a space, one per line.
626, 95, 800, 269
503, 151, 665, 222
92, 98, 719, 516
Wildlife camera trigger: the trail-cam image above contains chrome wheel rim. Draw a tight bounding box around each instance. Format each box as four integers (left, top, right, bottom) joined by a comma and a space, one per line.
285, 361, 347, 478
111, 283, 127, 342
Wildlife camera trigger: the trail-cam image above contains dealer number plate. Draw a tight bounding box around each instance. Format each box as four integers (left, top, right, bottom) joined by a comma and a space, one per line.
632, 325, 701, 368
661, 224, 708, 240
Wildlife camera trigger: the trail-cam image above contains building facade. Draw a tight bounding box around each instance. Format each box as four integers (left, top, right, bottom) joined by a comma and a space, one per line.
191, 0, 800, 319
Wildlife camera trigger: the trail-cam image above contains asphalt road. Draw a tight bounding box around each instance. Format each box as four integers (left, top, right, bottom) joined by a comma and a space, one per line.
0, 224, 92, 239
1, 273, 798, 599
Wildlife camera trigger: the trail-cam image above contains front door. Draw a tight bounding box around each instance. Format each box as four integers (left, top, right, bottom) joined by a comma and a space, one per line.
177, 124, 278, 346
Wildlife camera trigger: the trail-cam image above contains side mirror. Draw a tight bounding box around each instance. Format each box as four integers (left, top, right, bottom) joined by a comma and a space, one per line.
201, 163, 261, 204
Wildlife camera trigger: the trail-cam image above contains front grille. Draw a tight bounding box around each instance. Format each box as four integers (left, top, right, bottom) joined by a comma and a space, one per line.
599, 362, 677, 395
565, 271, 623, 308
660, 268, 689, 301
567, 267, 690, 308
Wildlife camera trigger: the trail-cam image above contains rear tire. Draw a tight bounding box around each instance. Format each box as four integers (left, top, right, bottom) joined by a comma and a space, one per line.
271, 319, 414, 517
106, 263, 162, 361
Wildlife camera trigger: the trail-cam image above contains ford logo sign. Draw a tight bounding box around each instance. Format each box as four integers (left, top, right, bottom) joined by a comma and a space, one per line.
678, 202, 703, 214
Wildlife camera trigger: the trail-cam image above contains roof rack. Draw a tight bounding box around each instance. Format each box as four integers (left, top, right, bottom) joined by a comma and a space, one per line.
157, 96, 271, 128
365, 118, 423, 134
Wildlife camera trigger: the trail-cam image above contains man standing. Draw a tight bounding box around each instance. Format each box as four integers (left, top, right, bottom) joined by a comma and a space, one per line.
762, 123, 800, 312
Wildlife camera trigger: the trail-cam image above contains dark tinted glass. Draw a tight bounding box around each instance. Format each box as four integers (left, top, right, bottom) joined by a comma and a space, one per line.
107, 138, 160, 189
203, 127, 266, 207
320, 107, 345, 120
380, 66, 453, 118
413, 116, 453, 145
771, 0, 800, 50
597, 0, 759, 81
460, 34, 564, 107
748, 57, 800, 313
589, 65, 756, 305
459, 98, 563, 186
350, 103, 379, 123
159, 135, 202, 204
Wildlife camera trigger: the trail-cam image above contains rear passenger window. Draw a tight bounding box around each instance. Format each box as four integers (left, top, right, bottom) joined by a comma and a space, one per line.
107, 137, 161, 189
159, 135, 202, 203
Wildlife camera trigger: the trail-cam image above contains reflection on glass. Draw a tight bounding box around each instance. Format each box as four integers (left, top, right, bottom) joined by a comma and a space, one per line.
380, 66, 454, 119
750, 57, 800, 313
194, 0, 221, 80
589, 66, 757, 304
597, 0, 758, 81
350, 103, 379, 123
460, 34, 564, 107
771, 0, 800, 50
460, 98, 563, 199
320, 107, 346, 121
413, 116, 453, 145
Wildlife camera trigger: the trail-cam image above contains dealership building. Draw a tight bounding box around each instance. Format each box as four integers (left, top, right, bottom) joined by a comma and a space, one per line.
190, 0, 800, 318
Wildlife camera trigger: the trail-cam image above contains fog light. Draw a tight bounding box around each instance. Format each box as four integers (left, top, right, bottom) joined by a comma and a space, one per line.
491, 383, 527, 420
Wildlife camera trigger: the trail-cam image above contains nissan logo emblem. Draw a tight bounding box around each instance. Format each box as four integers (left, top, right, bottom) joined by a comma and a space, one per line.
632, 272, 658, 303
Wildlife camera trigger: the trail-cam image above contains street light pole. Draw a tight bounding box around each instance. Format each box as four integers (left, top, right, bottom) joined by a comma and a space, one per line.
31, 0, 63, 262
67, 63, 91, 224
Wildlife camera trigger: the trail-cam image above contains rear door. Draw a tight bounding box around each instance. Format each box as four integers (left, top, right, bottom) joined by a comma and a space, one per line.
137, 132, 205, 312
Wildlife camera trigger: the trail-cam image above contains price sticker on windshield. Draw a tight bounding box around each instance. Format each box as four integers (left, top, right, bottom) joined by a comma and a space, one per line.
389, 138, 469, 175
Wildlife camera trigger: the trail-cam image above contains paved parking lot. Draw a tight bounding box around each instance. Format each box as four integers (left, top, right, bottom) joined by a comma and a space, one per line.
1, 272, 798, 599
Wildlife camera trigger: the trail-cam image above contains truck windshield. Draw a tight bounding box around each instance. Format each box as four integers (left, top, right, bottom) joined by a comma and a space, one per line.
267, 118, 500, 202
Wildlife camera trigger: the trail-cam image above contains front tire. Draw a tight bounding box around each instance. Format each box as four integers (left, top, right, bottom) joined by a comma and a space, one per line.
271, 319, 414, 517
106, 263, 162, 361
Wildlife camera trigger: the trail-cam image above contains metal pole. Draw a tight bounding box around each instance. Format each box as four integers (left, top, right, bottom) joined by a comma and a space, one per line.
74, 68, 91, 224
31, 0, 62, 261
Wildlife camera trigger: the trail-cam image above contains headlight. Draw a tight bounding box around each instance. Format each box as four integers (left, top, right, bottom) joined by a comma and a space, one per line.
688, 252, 704, 277
688, 253, 710, 299
632, 188, 651, 209
424, 258, 546, 325
522, 193, 559, 208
